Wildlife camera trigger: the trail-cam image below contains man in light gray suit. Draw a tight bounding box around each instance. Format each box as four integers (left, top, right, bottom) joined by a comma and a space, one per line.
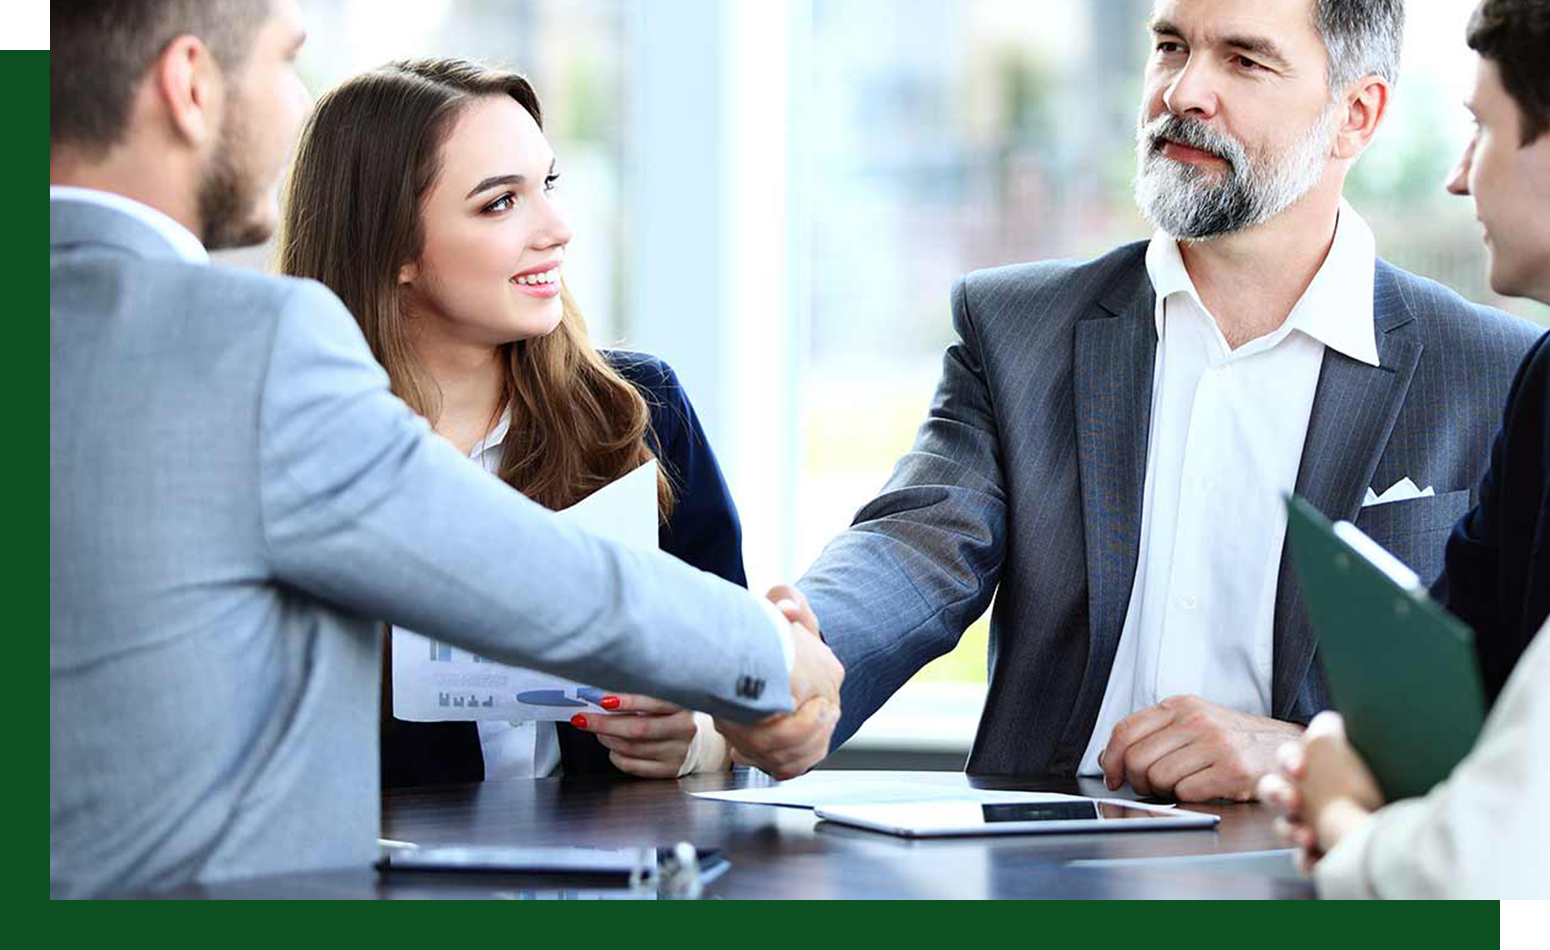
788, 0, 1542, 801
49, 0, 841, 897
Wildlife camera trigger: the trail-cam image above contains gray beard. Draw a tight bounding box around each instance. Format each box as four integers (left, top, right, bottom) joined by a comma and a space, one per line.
1133, 105, 1336, 242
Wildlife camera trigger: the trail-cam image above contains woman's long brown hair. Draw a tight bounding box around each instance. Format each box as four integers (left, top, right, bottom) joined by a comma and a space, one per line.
279, 58, 673, 519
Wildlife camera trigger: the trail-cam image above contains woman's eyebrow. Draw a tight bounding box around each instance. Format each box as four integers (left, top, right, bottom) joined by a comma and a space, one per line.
465, 174, 525, 199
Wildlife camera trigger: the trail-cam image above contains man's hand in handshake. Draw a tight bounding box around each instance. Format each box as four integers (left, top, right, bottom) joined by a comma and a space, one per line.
715, 584, 843, 780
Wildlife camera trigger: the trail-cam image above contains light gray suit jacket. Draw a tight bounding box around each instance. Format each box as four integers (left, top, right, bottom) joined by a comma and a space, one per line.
49, 199, 790, 897
798, 241, 1541, 775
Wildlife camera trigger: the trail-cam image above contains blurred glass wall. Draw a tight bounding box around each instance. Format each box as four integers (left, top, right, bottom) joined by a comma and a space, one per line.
253, 0, 1545, 753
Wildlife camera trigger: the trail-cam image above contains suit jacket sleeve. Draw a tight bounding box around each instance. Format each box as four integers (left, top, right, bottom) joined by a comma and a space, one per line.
254, 280, 791, 723
1429, 330, 1550, 702
797, 278, 1009, 749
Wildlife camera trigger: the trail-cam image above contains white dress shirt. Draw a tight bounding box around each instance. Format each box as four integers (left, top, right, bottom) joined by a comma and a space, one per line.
49, 186, 210, 264
1079, 203, 1380, 775
1315, 616, 1550, 899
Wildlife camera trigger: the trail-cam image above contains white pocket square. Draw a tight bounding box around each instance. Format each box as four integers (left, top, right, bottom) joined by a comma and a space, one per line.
1361, 476, 1435, 507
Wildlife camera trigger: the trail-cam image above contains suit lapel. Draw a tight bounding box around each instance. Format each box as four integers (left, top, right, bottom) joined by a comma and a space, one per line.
1055, 262, 1157, 766
1271, 265, 1422, 717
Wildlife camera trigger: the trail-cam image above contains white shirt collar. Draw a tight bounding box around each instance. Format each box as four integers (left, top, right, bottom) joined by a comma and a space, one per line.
1144, 199, 1380, 367
468, 405, 512, 461
49, 185, 210, 265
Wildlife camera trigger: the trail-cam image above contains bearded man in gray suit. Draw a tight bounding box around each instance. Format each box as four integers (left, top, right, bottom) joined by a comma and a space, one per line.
49, 0, 841, 897
786, 0, 1541, 801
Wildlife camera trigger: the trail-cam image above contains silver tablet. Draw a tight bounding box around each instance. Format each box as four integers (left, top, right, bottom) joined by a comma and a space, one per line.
813, 799, 1220, 837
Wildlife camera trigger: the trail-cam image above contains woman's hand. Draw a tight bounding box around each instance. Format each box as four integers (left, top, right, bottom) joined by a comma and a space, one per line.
570, 694, 731, 778
1258, 711, 1385, 873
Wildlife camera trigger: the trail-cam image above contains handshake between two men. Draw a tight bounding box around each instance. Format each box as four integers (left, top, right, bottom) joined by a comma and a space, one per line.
715, 585, 843, 780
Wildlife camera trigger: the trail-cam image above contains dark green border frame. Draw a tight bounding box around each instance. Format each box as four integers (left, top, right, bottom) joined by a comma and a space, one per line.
19, 46, 47, 902
32, 39, 1505, 918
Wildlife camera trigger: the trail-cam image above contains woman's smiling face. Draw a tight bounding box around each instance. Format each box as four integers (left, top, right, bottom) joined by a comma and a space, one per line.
400, 94, 573, 347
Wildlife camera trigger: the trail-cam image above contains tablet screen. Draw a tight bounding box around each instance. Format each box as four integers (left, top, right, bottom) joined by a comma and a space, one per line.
979, 802, 1164, 822
981, 802, 1097, 822
813, 797, 1217, 837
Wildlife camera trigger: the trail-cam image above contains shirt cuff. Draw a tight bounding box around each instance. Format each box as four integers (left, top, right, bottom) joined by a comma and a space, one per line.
757, 598, 796, 672
1313, 810, 1382, 899
677, 711, 731, 777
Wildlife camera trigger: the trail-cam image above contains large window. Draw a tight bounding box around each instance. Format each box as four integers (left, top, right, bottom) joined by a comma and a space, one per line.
796, 0, 1549, 754
239, 0, 1547, 759
222, 0, 631, 341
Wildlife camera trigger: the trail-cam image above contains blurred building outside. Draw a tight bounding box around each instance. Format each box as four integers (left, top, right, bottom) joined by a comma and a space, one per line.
222, 0, 1546, 764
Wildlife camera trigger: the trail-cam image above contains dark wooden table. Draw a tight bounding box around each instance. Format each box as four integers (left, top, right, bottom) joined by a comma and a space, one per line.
138, 770, 1315, 899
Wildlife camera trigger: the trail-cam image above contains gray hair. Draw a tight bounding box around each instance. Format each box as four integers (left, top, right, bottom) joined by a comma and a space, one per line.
1314, 0, 1406, 94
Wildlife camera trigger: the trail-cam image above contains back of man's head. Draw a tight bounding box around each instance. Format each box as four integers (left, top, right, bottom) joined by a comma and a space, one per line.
51, 0, 268, 160
1467, 0, 1550, 145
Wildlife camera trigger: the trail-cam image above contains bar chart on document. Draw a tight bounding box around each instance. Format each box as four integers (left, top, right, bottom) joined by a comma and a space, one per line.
390, 460, 660, 723
426, 639, 497, 709
392, 630, 617, 722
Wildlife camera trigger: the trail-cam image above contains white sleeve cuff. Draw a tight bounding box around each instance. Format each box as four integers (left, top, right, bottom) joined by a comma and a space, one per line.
677, 711, 730, 777
1313, 811, 1382, 899
757, 597, 795, 672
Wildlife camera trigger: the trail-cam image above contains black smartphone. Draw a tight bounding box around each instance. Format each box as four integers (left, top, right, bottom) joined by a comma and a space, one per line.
377, 845, 653, 878
376, 845, 727, 882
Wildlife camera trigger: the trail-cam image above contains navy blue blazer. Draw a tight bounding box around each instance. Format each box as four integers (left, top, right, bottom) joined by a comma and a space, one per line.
381, 352, 747, 788
1431, 330, 1550, 705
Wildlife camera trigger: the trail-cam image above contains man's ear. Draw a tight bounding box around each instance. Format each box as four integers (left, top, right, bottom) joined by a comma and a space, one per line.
1332, 75, 1390, 161
150, 34, 225, 148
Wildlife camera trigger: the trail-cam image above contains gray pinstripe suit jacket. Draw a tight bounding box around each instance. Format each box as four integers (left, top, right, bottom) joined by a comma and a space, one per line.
797, 241, 1541, 775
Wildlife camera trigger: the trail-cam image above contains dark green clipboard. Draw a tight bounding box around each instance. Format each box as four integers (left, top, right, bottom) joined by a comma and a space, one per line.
1285, 494, 1486, 801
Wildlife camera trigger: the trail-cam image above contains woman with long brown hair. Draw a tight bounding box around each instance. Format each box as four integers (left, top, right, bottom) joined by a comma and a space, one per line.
279, 58, 743, 785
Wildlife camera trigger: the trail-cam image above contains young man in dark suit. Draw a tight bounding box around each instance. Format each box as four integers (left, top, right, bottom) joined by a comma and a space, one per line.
1262, 0, 1549, 896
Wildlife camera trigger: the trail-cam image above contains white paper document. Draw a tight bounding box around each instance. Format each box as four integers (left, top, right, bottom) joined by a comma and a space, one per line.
1066, 849, 1302, 880
391, 461, 659, 722
690, 772, 1174, 812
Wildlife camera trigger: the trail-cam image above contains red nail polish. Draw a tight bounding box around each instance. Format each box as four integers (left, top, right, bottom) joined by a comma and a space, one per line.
600, 696, 621, 710
571, 714, 588, 729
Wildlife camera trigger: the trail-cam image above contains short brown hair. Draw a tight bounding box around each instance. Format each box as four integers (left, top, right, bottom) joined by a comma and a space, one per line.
50, 0, 269, 158
1467, 0, 1550, 144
